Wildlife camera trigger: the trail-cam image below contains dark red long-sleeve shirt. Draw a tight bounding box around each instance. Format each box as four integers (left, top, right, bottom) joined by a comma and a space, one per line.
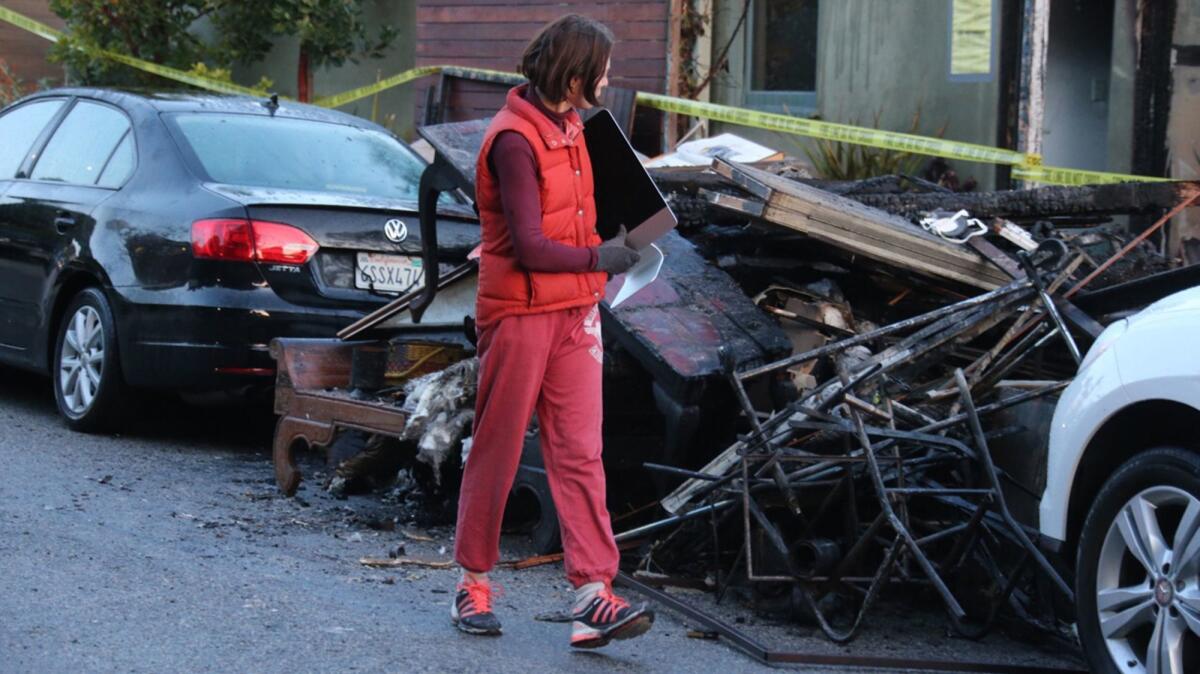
487, 87, 598, 273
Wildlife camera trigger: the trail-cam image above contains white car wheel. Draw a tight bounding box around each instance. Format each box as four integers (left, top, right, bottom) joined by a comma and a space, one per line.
1078, 448, 1200, 674
1096, 486, 1200, 673
59, 305, 105, 415
52, 288, 127, 432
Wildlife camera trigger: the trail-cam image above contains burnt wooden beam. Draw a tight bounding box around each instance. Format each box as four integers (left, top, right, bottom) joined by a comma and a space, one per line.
653, 166, 1199, 221
649, 164, 788, 194
842, 181, 1200, 220
993, 0, 1024, 190
1132, 0, 1176, 179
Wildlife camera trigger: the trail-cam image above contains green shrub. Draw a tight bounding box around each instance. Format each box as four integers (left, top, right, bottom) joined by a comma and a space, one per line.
801, 109, 946, 181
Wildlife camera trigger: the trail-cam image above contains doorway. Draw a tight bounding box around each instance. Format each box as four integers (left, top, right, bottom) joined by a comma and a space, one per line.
1041, 0, 1114, 171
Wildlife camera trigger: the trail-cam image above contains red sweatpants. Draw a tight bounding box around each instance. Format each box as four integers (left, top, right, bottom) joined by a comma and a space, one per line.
454, 304, 619, 587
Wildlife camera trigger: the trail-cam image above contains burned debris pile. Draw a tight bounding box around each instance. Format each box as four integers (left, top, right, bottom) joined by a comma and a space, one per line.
614, 159, 1200, 645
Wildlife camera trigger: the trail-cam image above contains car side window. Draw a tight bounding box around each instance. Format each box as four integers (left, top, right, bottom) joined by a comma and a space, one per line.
97, 132, 135, 189
0, 99, 65, 179
31, 100, 131, 186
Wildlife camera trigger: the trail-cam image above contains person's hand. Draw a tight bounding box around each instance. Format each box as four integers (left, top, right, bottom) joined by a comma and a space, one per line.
606, 224, 631, 248
595, 225, 640, 275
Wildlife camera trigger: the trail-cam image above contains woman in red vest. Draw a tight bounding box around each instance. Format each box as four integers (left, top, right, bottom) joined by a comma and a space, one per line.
450, 15, 654, 649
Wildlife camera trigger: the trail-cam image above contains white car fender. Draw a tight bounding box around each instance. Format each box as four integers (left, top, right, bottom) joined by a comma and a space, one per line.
1039, 340, 1130, 542
1039, 287, 1200, 543
1108, 310, 1200, 407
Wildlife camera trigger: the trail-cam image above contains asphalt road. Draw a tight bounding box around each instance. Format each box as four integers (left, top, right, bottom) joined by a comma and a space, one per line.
0, 367, 1085, 673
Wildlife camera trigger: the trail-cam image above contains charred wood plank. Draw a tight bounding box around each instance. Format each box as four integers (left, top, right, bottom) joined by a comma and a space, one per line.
844, 181, 1200, 220
699, 188, 764, 217
711, 159, 1010, 290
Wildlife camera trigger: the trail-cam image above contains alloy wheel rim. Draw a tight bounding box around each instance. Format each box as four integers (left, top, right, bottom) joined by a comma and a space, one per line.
59, 306, 104, 415
1097, 485, 1200, 674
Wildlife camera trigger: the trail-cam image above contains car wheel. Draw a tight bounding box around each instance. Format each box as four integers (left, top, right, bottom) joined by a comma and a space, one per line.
53, 288, 126, 432
509, 464, 561, 555
1076, 447, 1200, 674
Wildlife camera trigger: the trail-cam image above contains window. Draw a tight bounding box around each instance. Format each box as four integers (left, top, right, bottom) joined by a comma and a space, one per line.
746, 0, 819, 114
31, 101, 131, 185
170, 113, 431, 202
0, 99, 64, 179
97, 132, 135, 189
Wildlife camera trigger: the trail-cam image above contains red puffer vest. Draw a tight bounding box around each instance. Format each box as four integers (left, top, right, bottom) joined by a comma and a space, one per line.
474, 85, 607, 328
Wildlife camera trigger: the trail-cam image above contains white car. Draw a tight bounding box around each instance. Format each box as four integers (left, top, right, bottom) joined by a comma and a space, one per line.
1040, 286, 1200, 674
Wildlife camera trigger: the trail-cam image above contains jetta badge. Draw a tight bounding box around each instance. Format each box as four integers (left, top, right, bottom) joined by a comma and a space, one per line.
384, 218, 408, 243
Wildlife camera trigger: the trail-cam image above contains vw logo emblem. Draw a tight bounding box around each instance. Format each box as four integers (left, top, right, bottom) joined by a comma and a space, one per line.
384, 218, 408, 243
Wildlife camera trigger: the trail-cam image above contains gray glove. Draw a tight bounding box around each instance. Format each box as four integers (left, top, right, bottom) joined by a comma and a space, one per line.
595, 225, 640, 275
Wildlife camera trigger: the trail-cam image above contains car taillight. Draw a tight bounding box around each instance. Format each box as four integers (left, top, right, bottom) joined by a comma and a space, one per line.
192, 219, 255, 261
252, 221, 319, 264
191, 219, 318, 264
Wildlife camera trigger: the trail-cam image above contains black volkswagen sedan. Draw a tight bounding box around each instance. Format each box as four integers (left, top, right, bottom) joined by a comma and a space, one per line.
0, 88, 477, 431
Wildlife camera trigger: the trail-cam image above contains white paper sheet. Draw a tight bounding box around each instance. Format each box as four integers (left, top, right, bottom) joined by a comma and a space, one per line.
609, 243, 664, 308
643, 133, 782, 168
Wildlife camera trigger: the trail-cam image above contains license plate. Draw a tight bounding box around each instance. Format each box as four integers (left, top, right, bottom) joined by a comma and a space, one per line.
355, 252, 423, 293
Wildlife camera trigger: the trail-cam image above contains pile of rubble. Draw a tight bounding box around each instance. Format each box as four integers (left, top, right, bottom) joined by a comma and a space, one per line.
607, 157, 1200, 649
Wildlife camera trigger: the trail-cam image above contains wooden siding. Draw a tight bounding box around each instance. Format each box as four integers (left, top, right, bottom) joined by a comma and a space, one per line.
415, 0, 670, 150
0, 0, 65, 89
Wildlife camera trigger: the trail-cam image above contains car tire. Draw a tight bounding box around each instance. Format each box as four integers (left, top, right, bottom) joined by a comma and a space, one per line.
512, 465, 561, 555
1076, 447, 1200, 674
53, 288, 127, 433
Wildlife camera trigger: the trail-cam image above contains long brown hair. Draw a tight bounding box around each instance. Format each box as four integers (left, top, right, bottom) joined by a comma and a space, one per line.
519, 14, 613, 106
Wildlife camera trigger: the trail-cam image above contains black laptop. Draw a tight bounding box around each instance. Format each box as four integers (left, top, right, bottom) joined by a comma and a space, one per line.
583, 109, 677, 250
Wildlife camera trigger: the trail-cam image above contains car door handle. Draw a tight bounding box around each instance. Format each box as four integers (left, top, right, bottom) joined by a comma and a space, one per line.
54, 215, 77, 234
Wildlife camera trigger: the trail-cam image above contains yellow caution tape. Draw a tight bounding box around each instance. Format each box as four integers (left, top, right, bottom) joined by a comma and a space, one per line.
0, 2, 60, 41
0, 4, 267, 97
1012, 165, 1172, 186
634, 91, 1032, 167
313, 65, 443, 108
314, 65, 522, 108
0, 4, 1181, 188
309, 60, 1038, 169
96, 51, 269, 97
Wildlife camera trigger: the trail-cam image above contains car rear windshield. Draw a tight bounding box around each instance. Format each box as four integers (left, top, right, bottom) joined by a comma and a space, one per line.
170, 113, 428, 201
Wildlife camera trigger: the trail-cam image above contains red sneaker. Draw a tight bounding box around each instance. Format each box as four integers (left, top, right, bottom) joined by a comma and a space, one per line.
451, 578, 502, 635
570, 586, 654, 648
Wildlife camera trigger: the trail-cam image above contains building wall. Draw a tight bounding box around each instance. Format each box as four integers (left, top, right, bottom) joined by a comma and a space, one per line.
1169, 0, 1200, 183
1106, 0, 1137, 176
0, 0, 65, 88
413, 1, 671, 136
711, 0, 1002, 187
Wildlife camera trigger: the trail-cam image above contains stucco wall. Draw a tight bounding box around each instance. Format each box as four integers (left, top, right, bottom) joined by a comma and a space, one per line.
711, 0, 1001, 187
1106, 0, 1137, 175
1170, 0, 1200, 183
